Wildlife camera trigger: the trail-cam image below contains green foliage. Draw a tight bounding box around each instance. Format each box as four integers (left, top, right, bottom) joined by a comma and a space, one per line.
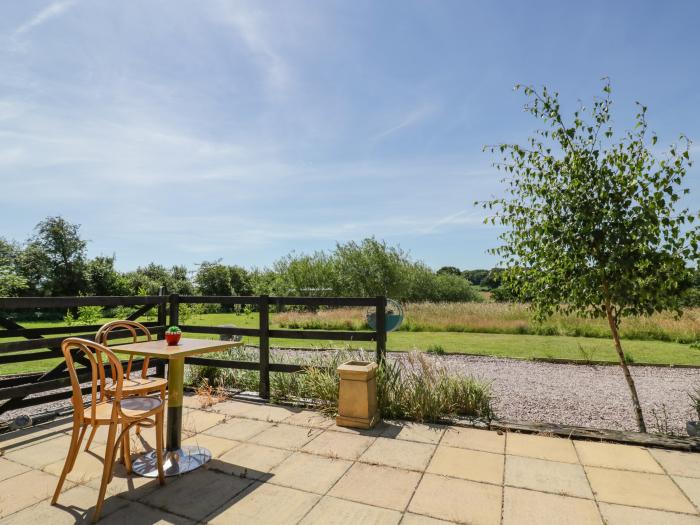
195, 260, 233, 296
123, 263, 193, 295
187, 348, 493, 423
0, 266, 27, 296
426, 344, 446, 355
483, 80, 699, 432
229, 265, 253, 295
480, 269, 504, 290
437, 266, 462, 277
257, 238, 482, 302
64, 305, 103, 326
85, 256, 129, 296
462, 269, 489, 285
112, 305, 136, 319
375, 352, 493, 422
483, 80, 698, 322
2, 217, 481, 304
167, 326, 182, 333
272, 251, 338, 296
178, 303, 205, 323
0, 238, 27, 296
576, 344, 597, 364
426, 274, 481, 302
19, 216, 88, 296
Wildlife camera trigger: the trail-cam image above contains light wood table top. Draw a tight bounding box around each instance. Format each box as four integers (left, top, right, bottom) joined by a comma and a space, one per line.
110, 337, 242, 359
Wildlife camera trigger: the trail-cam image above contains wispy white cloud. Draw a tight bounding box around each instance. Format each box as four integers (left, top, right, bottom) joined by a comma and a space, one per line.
211, 1, 291, 96
371, 104, 437, 142
0, 1, 503, 270
14, 0, 77, 36
414, 209, 487, 235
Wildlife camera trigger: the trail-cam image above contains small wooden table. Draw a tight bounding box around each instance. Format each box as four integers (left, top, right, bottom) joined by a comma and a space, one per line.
110, 337, 242, 477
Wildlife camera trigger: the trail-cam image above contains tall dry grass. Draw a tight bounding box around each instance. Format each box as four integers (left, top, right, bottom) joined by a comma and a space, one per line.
273, 302, 700, 343
186, 347, 493, 422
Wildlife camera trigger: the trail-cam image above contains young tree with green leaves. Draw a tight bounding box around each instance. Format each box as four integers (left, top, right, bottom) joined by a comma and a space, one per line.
195, 260, 233, 296
0, 237, 27, 296
482, 80, 698, 432
25, 216, 88, 296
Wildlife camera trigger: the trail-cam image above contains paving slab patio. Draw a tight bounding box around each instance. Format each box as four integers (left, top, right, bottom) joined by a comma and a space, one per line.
1, 395, 699, 524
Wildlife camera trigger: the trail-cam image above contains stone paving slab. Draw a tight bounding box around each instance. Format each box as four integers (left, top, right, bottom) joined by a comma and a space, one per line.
299, 495, 402, 524
328, 462, 422, 511
504, 455, 593, 499
206, 482, 319, 524
2, 395, 700, 524
585, 466, 697, 514
598, 503, 700, 525
427, 445, 503, 485
359, 437, 436, 471
382, 421, 445, 444
408, 473, 502, 524
574, 441, 664, 473
268, 452, 352, 494
440, 426, 505, 453
502, 486, 602, 525
0, 484, 130, 525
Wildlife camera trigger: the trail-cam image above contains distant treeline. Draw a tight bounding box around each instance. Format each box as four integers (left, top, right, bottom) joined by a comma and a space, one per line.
4, 217, 698, 308
0, 217, 482, 303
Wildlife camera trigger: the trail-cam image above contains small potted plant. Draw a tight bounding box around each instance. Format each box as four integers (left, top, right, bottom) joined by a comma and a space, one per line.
688, 386, 700, 437
165, 326, 182, 346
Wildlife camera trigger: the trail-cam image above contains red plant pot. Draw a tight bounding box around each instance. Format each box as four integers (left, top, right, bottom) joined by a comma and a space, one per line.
165, 333, 181, 346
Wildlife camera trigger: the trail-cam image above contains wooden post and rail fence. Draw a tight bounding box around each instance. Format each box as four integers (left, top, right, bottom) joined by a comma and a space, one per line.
0, 293, 387, 424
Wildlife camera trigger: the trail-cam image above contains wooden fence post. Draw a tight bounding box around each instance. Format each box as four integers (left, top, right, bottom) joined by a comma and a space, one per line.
156, 286, 167, 378
169, 293, 180, 327
375, 295, 386, 364
259, 295, 270, 399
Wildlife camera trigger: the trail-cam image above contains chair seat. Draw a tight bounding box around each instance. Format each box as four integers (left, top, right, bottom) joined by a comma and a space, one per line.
104, 376, 167, 395
88, 397, 163, 422
120, 396, 163, 417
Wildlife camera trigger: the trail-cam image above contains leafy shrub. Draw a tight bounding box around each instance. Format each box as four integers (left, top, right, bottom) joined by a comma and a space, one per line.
188, 348, 493, 423
64, 305, 103, 326
426, 344, 446, 355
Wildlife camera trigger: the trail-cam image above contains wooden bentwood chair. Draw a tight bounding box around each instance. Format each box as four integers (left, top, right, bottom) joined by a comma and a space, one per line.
81, 321, 168, 451
51, 338, 165, 523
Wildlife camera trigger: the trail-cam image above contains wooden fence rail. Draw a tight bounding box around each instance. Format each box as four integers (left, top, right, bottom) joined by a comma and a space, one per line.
0, 293, 386, 422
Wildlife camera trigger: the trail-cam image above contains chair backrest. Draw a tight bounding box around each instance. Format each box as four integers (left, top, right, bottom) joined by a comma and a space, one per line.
96, 320, 152, 377
61, 338, 123, 422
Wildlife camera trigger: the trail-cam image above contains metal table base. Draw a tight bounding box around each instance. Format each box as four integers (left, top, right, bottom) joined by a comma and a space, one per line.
132, 445, 212, 477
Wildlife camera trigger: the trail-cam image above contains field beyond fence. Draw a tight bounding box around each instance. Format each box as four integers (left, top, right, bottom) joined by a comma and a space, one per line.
276, 302, 700, 344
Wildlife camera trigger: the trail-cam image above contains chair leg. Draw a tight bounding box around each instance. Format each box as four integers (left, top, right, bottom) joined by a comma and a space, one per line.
70, 424, 89, 470
51, 419, 82, 505
84, 424, 99, 452
93, 421, 118, 523
155, 412, 165, 485
122, 426, 132, 474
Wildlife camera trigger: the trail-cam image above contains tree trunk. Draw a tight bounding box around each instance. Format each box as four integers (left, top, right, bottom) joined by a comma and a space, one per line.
605, 304, 647, 433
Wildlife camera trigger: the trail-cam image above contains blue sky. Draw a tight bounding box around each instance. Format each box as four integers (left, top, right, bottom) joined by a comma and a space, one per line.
1, 1, 699, 272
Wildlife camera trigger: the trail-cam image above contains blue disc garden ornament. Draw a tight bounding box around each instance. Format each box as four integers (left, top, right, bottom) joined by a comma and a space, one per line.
366, 299, 404, 332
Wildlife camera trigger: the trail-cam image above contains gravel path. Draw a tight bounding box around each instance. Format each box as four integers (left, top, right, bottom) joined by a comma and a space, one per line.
423, 354, 699, 435
2, 350, 698, 436
269, 349, 699, 435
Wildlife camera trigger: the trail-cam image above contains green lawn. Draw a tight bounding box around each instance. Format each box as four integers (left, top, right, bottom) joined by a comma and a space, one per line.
2, 312, 699, 375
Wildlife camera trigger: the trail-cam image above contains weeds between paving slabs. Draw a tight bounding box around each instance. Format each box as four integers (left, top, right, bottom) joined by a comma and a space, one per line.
186, 346, 493, 423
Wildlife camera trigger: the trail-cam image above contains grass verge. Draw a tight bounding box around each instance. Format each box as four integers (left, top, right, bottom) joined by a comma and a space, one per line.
2, 313, 700, 376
